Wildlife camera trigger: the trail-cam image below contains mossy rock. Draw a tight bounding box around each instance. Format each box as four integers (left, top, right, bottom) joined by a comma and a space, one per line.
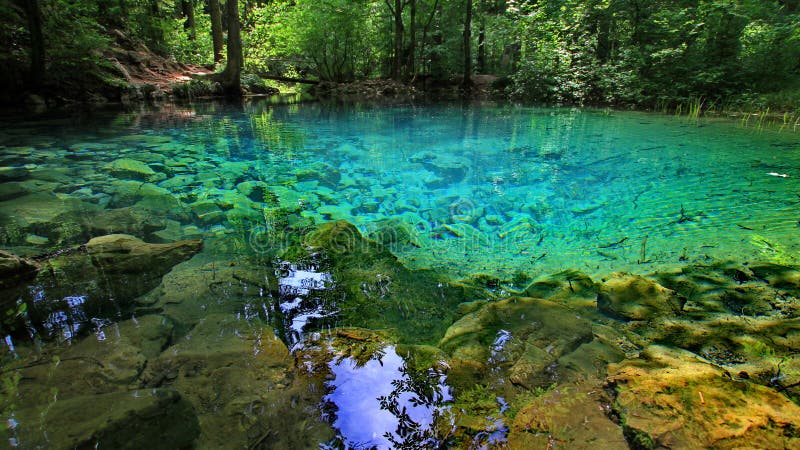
14, 389, 200, 450
608, 345, 800, 449
597, 273, 684, 321
104, 158, 157, 180
280, 220, 476, 345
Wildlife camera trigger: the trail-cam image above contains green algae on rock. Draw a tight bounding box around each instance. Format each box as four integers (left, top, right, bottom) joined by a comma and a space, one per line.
608, 345, 800, 449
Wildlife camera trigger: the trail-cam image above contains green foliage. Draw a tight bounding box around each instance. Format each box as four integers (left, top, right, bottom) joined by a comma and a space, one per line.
171, 78, 214, 99
169, 14, 214, 66
248, 0, 380, 82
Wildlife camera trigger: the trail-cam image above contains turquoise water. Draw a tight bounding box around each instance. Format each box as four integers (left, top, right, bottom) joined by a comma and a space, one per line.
4, 103, 799, 277
2, 101, 800, 448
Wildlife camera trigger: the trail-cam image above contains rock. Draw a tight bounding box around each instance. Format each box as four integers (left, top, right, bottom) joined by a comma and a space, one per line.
104, 158, 157, 180
0, 251, 39, 322
597, 273, 683, 321
0, 181, 30, 201
14, 315, 173, 402
0, 193, 101, 245
236, 180, 273, 203
0, 166, 30, 182
14, 389, 200, 449
141, 314, 304, 448
63, 207, 167, 240
24, 234, 49, 245
24, 235, 202, 338
189, 200, 224, 224
508, 383, 627, 449
409, 151, 470, 184
439, 297, 593, 390
282, 220, 474, 345
608, 345, 800, 449
0, 250, 39, 291
85, 234, 202, 278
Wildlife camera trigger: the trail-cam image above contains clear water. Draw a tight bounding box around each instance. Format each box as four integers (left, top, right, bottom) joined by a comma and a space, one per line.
2, 101, 800, 448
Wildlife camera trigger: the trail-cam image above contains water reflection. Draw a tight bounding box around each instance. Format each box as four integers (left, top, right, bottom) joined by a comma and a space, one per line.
323, 346, 452, 449
275, 261, 336, 347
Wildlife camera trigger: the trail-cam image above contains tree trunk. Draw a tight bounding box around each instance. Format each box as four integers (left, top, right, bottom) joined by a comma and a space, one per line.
392, 0, 404, 80
477, 20, 485, 73
148, 0, 164, 50
182, 0, 196, 40
209, 0, 224, 63
23, 0, 45, 88
218, 0, 243, 96
462, 0, 472, 92
407, 0, 416, 79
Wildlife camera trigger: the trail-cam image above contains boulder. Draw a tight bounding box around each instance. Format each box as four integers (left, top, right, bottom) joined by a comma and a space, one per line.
597, 273, 683, 321
0, 250, 39, 291
508, 383, 627, 449
104, 158, 157, 180
14, 389, 200, 450
439, 297, 593, 390
608, 345, 800, 449
24, 234, 202, 338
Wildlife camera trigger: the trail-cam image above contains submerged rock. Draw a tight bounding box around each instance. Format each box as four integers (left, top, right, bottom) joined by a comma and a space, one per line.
508, 383, 627, 449
597, 273, 684, 321
104, 158, 157, 180
284, 220, 474, 345
14, 388, 200, 449
23, 234, 202, 339
0, 250, 39, 291
608, 345, 800, 449
439, 297, 593, 390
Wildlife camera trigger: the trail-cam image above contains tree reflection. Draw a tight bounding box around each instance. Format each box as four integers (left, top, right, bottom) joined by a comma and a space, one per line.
377, 363, 453, 449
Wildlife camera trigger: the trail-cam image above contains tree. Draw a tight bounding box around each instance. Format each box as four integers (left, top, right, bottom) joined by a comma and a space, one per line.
209, 0, 224, 63
182, 0, 196, 40
387, 0, 406, 79
462, 0, 472, 92
217, 0, 243, 95
19, 0, 45, 87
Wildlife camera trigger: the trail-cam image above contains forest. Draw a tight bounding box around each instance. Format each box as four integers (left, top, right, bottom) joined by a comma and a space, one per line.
1, 0, 799, 111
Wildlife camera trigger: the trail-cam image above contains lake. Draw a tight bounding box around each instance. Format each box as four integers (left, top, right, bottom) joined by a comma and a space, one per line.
1, 100, 799, 448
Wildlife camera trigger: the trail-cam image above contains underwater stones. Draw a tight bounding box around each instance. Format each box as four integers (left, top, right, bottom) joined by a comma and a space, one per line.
524, 270, 598, 303
236, 180, 273, 203
86, 234, 202, 278
0, 250, 39, 291
141, 315, 293, 448
0, 181, 31, 201
318, 204, 354, 221
0, 166, 30, 182
409, 151, 470, 184
14, 317, 172, 401
508, 383, 627, 449
294, 162, 341, 188
607, 345, 800, 449
269, 185, 318, 212
439, 297, 593, 389
597, 274, 684, 321
189, 200, 225, 224
23, 235, 202, 337
0, 192, 100, 243
52, 207, 167, 242
750, 263, 800, 291
368, 218, 424, 250
14, 389, 200, 450
104, 158, 157, 180
159, 174, 199, 190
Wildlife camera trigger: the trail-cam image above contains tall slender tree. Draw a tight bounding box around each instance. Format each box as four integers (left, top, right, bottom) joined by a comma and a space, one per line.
209, 0, 224, 63
14, 0, 45, 87
182, 0, 196, 40
462, 0, 473, 92
216, 0, 243, 95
